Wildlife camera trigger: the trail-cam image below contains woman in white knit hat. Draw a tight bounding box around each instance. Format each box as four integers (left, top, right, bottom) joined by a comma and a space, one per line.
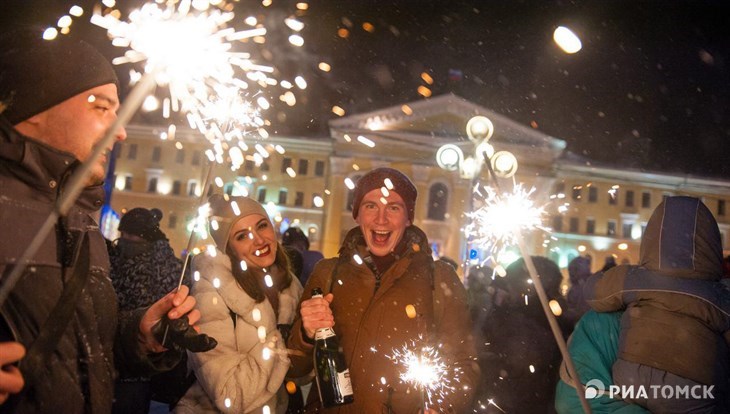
175, 194, 303, 414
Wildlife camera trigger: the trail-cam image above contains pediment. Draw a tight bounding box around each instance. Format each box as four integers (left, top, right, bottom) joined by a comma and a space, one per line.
328, 93, 566, 155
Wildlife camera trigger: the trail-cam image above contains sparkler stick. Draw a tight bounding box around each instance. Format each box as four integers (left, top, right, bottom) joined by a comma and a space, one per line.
514, 235, 591, 413
160, 160, 215, 345
480, 159, 592, 414
176, 162, 215, 290
0, 72, 157, 307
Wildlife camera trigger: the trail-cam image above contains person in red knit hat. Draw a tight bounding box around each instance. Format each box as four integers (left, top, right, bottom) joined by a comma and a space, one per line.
287, 167, 480, 413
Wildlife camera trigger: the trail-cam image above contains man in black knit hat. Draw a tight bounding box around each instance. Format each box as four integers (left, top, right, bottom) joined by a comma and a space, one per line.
0, 29, 215, 413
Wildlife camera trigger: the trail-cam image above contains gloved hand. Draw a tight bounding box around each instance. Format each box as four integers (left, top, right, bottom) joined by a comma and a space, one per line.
152, 315, 217, 353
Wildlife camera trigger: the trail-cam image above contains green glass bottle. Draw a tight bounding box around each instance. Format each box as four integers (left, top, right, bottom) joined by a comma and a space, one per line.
311, 288, 354, 407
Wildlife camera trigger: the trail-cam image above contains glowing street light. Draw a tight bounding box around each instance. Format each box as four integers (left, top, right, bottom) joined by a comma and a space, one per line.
466, 115, 494, 142
436, 115, 518, 267
436, 144, 463, 172
553, 26, 582, 54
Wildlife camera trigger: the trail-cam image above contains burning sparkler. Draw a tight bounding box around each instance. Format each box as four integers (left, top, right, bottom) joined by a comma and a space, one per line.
91, 0, 300, 162
465, 183, 550, 272
388, 339, 458, 411
0, 0, 305, 308
466, 181, 593, 413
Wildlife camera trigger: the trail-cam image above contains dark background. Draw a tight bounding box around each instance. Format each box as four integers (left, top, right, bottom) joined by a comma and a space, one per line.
3, 0, 729, 178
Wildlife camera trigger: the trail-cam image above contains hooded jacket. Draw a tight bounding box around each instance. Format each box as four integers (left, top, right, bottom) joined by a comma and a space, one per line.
0, 115, 175, 413
174, 250, 303, 414
583, 196, 730, 385
287, 226, 479, 414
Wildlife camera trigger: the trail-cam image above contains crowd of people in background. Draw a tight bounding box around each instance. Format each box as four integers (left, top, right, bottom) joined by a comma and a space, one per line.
108, 207, 188, 413
98, 194, 730, 414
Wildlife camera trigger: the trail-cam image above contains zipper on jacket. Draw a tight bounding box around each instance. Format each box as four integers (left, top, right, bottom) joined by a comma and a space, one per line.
362, 255, 381, 293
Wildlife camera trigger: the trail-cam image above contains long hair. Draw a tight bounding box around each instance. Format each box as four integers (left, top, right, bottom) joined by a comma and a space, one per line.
226, 241, 294, 303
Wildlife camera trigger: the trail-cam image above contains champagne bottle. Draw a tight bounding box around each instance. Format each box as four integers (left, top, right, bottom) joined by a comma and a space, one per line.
311, 287, 354, 407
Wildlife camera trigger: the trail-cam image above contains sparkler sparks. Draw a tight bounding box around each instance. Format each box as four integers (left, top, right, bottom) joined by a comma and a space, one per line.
91, 0, 304, 167
465, 184, 549, 269
388, 340, 457, 409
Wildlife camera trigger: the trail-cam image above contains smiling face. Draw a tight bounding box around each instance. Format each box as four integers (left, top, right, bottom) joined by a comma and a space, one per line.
355, 188, 411, 257
227, 214, 278, 269
16, 83, 126, 185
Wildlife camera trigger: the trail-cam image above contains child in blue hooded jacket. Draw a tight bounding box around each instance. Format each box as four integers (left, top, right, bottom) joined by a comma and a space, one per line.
583, 196, 730, 413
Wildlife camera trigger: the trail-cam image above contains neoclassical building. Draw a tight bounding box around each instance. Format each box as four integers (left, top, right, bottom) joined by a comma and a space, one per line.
107, 94, 730, 276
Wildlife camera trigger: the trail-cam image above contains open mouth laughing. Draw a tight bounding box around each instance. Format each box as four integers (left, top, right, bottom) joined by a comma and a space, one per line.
254, 245, 271, 257
371, 230, 391, 246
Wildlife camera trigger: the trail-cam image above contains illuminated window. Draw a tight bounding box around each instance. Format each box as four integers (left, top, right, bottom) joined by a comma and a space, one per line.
586, 218, 595, 234
588, 187, 598, 203
427, 183, 448, 221
609, 191, 618, 205
572, 186, 582, 201
607, 220, 617, 236
315, 160, 325, 176
298, 159, 309, 175
625, 190, 635, 207
622, 223, 632, 238
281, 158, 292, 174
147, 177, 158, 193
127, 143, 137, 160
642, 191, 651, 208
152, 146, 161, 162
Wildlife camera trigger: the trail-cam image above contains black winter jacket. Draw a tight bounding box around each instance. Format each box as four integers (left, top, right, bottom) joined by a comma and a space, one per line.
0, 116, 177, 413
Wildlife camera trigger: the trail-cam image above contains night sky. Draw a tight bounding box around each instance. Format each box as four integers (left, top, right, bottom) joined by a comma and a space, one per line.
3, 0, 729, 178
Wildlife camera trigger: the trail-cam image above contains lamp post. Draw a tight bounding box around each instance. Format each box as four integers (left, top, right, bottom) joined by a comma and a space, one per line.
439, 117, 593, 413
436, 115, 518, 273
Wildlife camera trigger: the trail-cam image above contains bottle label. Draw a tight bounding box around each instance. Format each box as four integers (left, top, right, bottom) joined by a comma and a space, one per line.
337, 369, 354, 397
315, 327, 336, 340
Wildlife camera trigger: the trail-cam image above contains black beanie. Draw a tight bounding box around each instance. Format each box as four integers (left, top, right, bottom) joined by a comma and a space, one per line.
352, 167, 417, 222
0, 28, 119, 125
119, 208, 167, 242
283, 226, 310, 250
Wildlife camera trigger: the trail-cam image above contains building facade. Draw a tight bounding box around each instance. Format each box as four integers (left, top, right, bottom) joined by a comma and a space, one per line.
107, 94, 730, 278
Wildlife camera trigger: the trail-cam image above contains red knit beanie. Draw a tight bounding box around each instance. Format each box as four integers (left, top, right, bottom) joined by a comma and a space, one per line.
352, 167, 417, 222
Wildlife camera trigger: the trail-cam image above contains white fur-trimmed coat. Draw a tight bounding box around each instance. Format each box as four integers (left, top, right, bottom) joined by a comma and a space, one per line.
174, 250, 303, 414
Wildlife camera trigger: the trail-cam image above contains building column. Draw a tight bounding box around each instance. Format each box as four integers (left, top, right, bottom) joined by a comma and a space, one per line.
321, 156, 352, 257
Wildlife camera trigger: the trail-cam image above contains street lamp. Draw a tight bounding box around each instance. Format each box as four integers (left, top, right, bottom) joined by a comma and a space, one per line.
440, 116, 593, 413
436, 115, 518, 269
437, 116, 517, 181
